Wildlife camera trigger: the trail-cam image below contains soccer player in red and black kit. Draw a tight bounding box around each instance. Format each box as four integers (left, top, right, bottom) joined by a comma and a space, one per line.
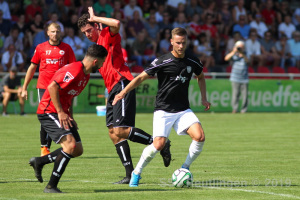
22, 22, 76, 156
78, 7, 171, 184
28, 44, 108, 193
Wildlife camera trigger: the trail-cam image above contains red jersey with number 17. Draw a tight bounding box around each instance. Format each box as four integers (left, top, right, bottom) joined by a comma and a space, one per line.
97, 27, 134, 93
31, 41, 76, 89
37, 61, 90, 116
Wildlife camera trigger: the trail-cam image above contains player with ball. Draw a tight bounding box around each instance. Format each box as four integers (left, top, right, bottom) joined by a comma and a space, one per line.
113, 27, 211, 187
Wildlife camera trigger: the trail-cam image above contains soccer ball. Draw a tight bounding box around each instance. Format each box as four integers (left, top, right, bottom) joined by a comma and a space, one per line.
172, 168, 193, 188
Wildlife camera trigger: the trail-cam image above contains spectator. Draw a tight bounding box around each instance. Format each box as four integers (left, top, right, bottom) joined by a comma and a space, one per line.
141, 0, 154, 19
278, 15, 296, 39
158, 28, 171, 55
126, 10, 145, 46
193, 32, 215, 70
260, 30, 281, 67
201, 13, 221, 51
3, 27, 24, 57
155, 3, 165, 23
64, 13, 79, 36
25, 0, 42, 23
185, 0, 203, 21
158, 11, 173, 32
226, 31, 243, 55
144, 13, 160, 42
46, 12, 65, 36
287, 31, 300, 69
233, 14, 251, 39
0, 66, 25, 116
94, 0, 113, 18
124, 0, 143, 21
10, 1, 23, 23
188, 13, 202, 39
232, 0, 248, 24
245, 30, 262, 68
276, 0, 293, 24
63, 27, 86, 60
292, 8, 300, 26
29, 12, 44, 38
112, 0, 125, 21
166, 0, 186, 18
0, 9, 11, 37
275, 34, 292, 68
1, 44, 25, 72
201, 2, 218, 24
130, 31, 156, 67
77, 0, 93, 17
0, 0, 11, 20
261, 0, 277, 32
217, 0, 233, 37
44, 0, 68, 24
224, 40, 249, 113
172, 12, 188, 29
247, 1, 260, 22
249, 13, 268, 38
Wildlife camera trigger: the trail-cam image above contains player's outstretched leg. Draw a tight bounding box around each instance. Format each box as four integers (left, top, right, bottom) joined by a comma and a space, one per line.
129, 172, 141, 187
160, 139, 172, 167
181, 140, 204, 170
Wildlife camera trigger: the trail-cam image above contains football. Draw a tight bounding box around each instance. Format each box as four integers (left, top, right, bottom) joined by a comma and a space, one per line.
172, 168, 193, 188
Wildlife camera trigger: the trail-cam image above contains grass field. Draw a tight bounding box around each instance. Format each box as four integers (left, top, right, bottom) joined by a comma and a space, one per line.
0, 112, 299, 200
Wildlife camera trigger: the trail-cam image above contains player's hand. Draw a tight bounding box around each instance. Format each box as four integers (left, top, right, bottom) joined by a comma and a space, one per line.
88, 7, 95, 22
58, 111, 73, 130
21, 89, 28, 100
202, 100, 211, 111
112, 92, 125, 106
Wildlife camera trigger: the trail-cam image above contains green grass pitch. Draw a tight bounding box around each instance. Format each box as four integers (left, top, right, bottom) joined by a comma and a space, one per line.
0, 113, 299, 200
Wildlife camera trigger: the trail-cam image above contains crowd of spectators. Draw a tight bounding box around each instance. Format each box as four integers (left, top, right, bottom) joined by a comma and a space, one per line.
1, 0, 300, 73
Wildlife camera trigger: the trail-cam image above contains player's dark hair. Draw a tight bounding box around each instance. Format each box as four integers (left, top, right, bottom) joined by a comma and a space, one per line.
78, 13, 94, 29
171, 27, 187, 38
86, 44, 108, 59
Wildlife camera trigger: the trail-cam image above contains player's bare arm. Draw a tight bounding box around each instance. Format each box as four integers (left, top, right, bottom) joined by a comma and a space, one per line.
196, 72, 211, 111
112, 71, 150, 105
48, 81, 73, 130
21, 63, 38, 100
88, 6, 120, 34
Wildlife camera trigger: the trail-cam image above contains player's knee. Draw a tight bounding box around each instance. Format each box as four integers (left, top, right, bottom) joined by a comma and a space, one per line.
113, 127, 130, 138
73, 145, 83, 157
153, 139, 166, 151
194, 132, 205, 142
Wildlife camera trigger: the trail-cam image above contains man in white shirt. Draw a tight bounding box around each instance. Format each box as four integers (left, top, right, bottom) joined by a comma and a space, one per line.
124, 0, 143, 20
245, 30, 262, 67
249, 13, 268, 38
278, 15, 296, 39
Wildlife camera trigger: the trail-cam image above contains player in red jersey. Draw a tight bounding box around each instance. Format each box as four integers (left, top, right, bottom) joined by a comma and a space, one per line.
78, 7, 171, 184
28, 44, 108, 193
21, 22, 76, 156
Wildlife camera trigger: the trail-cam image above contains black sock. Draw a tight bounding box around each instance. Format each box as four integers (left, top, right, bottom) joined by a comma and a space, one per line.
128, 127, 153, 145
47, 137, 52, 149
115, 140, 134, 178
39, 148, 62, 165
47, 150, 72, 188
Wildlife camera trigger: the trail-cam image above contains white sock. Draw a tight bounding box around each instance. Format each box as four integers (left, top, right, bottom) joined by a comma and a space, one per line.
134, 144, 159, 175
182, 140, 204, 169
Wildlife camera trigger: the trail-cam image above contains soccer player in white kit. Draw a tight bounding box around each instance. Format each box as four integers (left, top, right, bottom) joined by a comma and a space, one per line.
113, 27, 211, 187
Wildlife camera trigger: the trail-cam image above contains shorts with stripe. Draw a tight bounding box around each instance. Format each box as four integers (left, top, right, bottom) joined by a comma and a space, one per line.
106, 79, 136, 127
37, 113, 81, 144
153, 109, 200, 138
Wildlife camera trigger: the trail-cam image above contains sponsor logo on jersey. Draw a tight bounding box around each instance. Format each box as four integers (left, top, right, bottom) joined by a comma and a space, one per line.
63, 72, 74, 82
175, 75, 187, 83
46, 59, 59, 64
68, 89, 78, 96
187, 66, 192, 73
59, 50, 65, 55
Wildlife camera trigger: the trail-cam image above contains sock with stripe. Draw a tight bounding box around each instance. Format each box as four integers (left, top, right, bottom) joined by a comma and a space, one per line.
39, 148, 62, 165
115, 140, 134, 178
47, 150, 73, 188
128, 127, 153, 145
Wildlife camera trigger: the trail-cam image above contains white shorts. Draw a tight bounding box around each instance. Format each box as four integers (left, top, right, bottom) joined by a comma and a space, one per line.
153, 109, 200, 138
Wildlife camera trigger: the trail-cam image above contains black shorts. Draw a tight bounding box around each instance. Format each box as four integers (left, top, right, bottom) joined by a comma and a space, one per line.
106, 79, 136, 127
37, 113, 81, 144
